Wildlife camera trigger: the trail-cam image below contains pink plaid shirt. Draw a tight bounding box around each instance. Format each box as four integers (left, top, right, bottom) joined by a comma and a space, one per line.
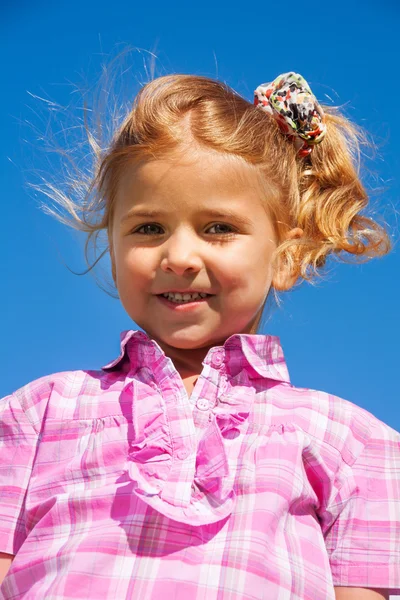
1, 329, 399, 599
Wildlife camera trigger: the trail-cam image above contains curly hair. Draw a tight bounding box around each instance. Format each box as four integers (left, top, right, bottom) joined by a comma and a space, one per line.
43, 73, 391, 332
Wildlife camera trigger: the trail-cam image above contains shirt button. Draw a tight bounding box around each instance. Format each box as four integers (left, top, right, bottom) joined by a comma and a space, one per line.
196, 398, 210, 411
211, 351, 224, 368
176, 449, 190, 460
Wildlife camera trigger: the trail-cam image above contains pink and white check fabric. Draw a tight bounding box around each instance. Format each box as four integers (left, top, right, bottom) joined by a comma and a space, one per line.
0, 329, 399, 599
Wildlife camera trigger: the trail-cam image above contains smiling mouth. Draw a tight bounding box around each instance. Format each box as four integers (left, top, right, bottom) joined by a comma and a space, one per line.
156, 293, 214, 305
156, 292, 214, 296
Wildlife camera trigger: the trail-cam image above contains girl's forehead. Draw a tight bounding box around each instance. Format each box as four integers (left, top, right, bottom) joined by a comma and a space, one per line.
115, 151, 268, 206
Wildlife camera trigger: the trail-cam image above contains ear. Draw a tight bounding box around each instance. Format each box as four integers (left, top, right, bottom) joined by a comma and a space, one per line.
272, 227, 304, 291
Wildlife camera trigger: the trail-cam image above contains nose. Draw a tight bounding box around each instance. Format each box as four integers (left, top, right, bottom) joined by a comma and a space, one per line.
160, 229, 203, 275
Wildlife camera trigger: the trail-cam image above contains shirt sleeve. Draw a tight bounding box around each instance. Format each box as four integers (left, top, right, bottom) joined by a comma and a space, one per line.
320, 415, 400, 592
0, 393, 39, 555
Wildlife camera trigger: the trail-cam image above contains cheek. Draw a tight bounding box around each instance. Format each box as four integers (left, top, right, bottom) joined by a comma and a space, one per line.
114, 247, 152, 280
218, 242, 274, 282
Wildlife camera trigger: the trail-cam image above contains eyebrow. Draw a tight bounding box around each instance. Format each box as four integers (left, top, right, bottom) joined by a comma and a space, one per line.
120, 208, 254, 226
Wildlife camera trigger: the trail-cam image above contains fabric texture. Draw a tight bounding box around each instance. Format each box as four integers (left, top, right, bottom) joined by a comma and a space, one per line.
254, 72, 326, 157
0, 329, 399, 599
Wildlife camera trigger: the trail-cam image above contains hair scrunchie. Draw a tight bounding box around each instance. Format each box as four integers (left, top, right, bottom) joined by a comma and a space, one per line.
254, 72, 326, 157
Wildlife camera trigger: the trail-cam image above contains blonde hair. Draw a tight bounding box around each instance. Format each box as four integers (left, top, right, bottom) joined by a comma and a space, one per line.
43, 73, 391, 306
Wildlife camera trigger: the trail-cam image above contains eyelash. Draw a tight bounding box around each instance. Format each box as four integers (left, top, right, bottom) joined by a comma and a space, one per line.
132, 223, 237, 237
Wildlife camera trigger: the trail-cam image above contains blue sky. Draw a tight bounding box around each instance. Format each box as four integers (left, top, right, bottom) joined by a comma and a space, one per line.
1, 0, 399, 433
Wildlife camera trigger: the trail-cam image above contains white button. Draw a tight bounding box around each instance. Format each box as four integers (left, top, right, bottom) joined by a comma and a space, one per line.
177, 449, 190, 460
212, 351, 223, 368
196, 398, 210, 411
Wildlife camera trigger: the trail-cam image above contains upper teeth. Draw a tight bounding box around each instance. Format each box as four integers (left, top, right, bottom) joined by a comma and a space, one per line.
163, 292, 208, 301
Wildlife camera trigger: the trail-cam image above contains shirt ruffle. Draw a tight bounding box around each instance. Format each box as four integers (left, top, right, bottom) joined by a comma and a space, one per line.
103, 329, 289, 526
125, 378, 253, 526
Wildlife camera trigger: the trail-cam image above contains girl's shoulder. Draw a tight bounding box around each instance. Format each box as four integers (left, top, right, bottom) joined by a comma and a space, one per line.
2, 367, 125, 431
278, 381, 400, 468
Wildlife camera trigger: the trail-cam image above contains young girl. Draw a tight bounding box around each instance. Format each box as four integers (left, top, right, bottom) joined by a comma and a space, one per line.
0, 72, 399, 600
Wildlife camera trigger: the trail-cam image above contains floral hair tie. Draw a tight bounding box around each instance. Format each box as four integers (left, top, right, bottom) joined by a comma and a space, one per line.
254, 72, 326, 157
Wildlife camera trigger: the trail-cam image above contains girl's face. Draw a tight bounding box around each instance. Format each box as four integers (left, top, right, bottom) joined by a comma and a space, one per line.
110, 149, 285, 350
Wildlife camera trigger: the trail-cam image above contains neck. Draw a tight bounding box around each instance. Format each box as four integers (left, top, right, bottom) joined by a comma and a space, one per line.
146, 313, 262, 375
154, 339, 220, 375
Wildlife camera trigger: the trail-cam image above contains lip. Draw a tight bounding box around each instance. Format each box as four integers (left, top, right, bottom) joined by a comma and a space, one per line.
156, 294, 212, 312
156, 290, 214, 295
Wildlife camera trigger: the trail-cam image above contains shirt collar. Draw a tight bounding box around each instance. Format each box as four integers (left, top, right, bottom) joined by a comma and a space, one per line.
102, 329, 290, 384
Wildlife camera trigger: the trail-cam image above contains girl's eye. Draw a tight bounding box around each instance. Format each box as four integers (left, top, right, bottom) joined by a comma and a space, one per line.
133, 223, 164, 235
207, 223, 236, 235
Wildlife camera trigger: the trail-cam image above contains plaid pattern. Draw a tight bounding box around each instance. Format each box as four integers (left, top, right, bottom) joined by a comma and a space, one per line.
0, 329, 399, 599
